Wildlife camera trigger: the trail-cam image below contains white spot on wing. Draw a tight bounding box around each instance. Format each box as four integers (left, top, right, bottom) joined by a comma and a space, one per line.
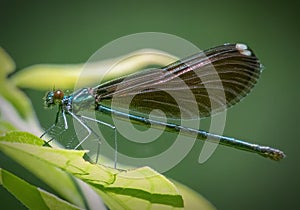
236, 43, 252, 56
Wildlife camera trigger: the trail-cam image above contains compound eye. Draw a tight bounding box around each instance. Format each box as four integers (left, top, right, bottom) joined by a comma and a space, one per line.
53, 90, 64, 101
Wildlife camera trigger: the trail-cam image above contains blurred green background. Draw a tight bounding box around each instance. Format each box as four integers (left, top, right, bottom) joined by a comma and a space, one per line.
0, 0, 299, 209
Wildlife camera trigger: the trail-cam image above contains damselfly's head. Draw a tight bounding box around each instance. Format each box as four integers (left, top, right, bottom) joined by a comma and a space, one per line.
44, 90, 65, 108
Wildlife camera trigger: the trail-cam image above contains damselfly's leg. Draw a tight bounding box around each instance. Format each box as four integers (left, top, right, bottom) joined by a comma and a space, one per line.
79, 117, 103, 163
79, 115, 117, 168
40, 109, 60, 138
44, 128, 67, 146
40, 108, 68, 145
40, 124, 55, 139
68, 111, 92, 150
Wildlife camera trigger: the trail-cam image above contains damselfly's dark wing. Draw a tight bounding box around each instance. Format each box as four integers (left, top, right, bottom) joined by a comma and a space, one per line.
94, 43, 262, 119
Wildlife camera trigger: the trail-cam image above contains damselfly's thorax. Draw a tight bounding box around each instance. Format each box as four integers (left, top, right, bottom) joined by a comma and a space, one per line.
70, 88, 96, 113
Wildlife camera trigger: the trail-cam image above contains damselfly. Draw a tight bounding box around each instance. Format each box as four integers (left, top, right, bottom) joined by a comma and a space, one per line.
41, 43, 285, 167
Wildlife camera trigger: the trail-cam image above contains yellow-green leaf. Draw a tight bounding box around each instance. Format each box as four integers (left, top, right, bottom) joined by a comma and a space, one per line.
0, 47, 34, 119
0, 168, 84, 210
0, 131, 186, 209
10, 49, 177, 90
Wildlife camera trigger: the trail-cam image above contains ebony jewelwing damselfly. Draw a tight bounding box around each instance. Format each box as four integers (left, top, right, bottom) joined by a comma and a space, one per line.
41, 43, 285, 167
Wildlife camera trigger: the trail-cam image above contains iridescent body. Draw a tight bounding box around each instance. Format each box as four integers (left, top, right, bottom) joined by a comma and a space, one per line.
41, 43, 285, 164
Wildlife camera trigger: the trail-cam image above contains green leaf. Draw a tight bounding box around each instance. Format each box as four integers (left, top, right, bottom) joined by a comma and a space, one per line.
93, 167, 184, 209
0, 97, 43, 139
0, 131, 186, 209
0, 48, 44, 140
0, 131, 44, 145
173, 180, 216, 210
9, 49, 177, 90
0, 141, 89, 208
0, 47, 15, 75
0, 47, 35, 119
0, 168, 83, 210
39, 188, 83, 210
